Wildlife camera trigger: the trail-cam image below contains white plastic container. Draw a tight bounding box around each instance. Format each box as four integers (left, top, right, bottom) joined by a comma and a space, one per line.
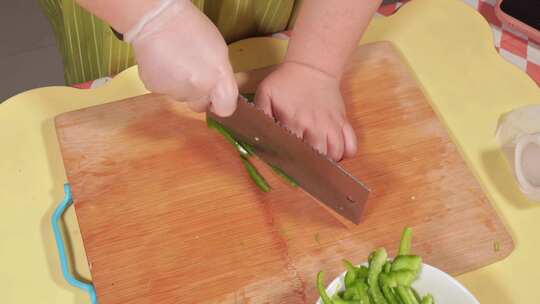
496, 105, 540, 202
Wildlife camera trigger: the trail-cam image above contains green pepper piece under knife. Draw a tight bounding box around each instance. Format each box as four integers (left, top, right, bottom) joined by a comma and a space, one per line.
241, 157, 270, 192
333, 295, 366, 304
208, 117, 273, 193
271, 165, 299, 187
207, 117, 250, 157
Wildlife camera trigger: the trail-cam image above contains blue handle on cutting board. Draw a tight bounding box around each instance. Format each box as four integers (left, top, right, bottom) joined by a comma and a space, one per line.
51, 183, 98, 304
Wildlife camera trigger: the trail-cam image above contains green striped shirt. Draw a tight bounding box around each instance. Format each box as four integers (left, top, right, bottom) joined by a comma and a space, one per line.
38, 0, 299, 85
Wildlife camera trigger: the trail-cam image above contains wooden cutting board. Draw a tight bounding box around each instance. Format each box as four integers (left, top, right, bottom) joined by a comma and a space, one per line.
55, 42, 513, 304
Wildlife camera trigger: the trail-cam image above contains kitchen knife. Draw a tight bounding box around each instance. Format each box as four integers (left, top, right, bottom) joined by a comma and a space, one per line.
207, 97, 370, 224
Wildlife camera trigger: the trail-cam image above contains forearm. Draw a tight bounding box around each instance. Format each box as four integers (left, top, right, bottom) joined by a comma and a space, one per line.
285, 0, 382, 79
75, 0, 161, 33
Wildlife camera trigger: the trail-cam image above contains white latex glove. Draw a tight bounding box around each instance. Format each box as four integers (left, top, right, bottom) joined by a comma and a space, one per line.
130, 0, 238, 116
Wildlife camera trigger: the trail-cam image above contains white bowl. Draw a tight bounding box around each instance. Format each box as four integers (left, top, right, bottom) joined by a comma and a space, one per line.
316, 263, 479, 304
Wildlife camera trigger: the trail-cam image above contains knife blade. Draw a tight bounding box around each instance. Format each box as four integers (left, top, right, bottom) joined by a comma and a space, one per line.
207, 97, 370, 224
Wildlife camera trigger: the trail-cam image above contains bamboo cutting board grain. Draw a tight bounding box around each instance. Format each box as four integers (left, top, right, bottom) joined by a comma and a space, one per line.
55, 42, 513, 304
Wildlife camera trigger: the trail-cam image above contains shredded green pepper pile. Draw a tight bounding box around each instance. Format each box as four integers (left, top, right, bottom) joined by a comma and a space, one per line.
317, 228, 435, 304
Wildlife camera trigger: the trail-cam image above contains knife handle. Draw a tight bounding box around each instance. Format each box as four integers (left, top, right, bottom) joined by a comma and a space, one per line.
234, 65, 277, 94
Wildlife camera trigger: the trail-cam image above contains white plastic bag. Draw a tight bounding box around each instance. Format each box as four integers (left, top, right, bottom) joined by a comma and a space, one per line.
496, 105, 540, 202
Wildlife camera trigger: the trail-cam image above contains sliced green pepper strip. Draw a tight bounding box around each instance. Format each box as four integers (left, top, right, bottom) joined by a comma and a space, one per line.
391, 255, 422, 274
343, 288, 356, 300
379, 273, 393, 287
241, 157, 270, 192
367, 248, 389, 304
342, 259, 357, 273
368, 252, 374, 265
395, 286, 416, 304
420, 294, 434, 304
379, 270, 415, 289
383, 261, 392, 273
317, 271, 333, 304
381, 285, 400, 304
411, 288, 422, 303
208, 117, 298, 189
390, 270, 416, 287
352, 281, 371, 304
271, 165, 299, 187
332, 294, 365, 304
398, 227, 413, 256
344, 270, 357, 289
357, 266, 369, 281
207, 118, 250, 157
406, 288, 420, 304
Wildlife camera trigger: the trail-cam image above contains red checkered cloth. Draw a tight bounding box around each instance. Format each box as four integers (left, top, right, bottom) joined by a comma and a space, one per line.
70, 76, 112, 89
73, 0, 540, 89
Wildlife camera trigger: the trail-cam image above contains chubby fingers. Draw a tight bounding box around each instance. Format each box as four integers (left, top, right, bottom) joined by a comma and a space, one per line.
209, 67, 238, 117
326, 122, 345, 161
342, 122, 358, 158
254, 85, 274, 118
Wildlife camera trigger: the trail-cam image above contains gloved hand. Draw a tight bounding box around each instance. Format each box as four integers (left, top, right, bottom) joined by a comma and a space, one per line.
255, 62, 358, 162
129, 0, 238, 116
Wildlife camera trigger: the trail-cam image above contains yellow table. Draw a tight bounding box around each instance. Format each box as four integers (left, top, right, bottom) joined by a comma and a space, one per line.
1, 0, 539, 303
